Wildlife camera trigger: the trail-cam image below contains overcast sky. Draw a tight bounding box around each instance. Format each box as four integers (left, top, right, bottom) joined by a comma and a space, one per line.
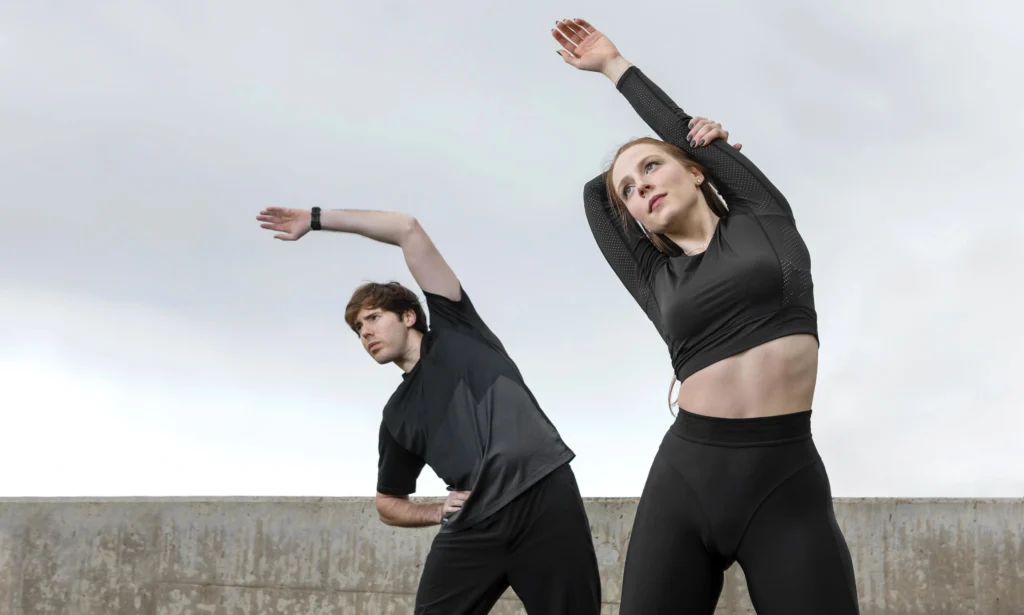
2, 1, 1022, 499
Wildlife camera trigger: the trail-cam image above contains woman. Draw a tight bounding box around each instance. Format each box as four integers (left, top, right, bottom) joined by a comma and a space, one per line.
552, 18, 860, 614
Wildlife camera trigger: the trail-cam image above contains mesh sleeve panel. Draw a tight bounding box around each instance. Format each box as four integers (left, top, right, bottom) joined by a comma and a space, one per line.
758, 215, 814, 308
616, 66, 795, 219
582, 175, 667, 338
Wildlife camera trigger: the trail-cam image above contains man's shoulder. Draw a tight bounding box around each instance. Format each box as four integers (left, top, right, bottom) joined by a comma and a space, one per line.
425, 324, 490, 355
428, 319, 509, 355
381, 371, 416, 420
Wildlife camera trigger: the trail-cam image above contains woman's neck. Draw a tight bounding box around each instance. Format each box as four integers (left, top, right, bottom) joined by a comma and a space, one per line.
665, 205, 719, 255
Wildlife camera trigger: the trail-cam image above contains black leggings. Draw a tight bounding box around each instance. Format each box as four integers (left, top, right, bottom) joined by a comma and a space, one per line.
619, 409, 859, 614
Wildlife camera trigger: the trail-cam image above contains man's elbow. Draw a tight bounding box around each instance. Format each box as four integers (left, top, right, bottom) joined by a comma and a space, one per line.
375, 502, 393, 525
399, 216, 424, 244
375, 494, 402, 526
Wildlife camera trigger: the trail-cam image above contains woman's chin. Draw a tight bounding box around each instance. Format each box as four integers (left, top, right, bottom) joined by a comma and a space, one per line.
644, 219, 670, 235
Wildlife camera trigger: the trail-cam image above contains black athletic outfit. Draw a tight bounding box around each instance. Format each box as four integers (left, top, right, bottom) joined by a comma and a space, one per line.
377, 286, 600, 614
582, 66, 859, 613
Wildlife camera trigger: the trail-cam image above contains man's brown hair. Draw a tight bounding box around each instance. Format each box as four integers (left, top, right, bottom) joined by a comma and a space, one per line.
344, 281, 427, 335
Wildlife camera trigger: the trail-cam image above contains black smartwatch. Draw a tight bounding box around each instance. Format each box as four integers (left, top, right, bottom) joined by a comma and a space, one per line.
310, 206, 322, 231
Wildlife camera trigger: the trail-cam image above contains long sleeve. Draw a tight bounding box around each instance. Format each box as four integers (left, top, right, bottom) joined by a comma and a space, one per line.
582, 175, 668, 338
615, 66, 794, 219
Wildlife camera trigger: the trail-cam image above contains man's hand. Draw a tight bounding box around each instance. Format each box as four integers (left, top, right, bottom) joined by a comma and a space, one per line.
257, 207, 312, 241
442, 490, 471, 520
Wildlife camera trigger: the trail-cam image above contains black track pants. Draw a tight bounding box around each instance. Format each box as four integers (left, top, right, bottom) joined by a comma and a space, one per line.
415, 463, 602, 614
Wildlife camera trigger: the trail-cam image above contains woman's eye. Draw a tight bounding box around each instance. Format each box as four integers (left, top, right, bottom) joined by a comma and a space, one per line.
645, 161, 657, 173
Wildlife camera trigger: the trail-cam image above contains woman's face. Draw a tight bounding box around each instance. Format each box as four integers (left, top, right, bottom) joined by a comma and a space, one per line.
611, 143, 703, 234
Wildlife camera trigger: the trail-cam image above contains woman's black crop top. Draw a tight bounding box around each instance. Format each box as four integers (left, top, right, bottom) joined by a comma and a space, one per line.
582, 65, 817, 383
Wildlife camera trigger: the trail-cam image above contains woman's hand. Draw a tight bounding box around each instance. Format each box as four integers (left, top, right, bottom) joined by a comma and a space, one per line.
688, 117, 743, 151
552, 18, 630, 80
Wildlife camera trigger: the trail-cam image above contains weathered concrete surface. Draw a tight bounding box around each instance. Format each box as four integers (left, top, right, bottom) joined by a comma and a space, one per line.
0, 498, 1021, 614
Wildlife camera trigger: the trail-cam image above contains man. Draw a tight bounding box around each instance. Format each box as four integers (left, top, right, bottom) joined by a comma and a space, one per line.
257, 205, 602, 614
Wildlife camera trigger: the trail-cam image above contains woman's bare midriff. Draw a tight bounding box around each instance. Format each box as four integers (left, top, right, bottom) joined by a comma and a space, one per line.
675, 334, 819, 419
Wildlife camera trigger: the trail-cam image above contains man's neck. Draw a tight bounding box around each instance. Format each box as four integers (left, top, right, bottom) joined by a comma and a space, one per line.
395, 332, 423, 373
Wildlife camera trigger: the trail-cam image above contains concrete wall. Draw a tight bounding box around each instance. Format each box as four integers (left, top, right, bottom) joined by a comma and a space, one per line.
1, 497, 1021, 614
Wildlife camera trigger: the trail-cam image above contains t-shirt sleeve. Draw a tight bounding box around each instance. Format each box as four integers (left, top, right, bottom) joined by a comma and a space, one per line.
422, 285, 507, 354
615, 65, 795, 220
376, 421, 425, 496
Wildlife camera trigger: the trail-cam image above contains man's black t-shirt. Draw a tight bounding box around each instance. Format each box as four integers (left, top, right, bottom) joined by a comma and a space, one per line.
376, 285, 575, 533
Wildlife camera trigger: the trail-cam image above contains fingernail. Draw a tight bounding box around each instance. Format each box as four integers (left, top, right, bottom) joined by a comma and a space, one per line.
699, 139, 705, 146
688, 122, 693, 128
691, 140, 696, 147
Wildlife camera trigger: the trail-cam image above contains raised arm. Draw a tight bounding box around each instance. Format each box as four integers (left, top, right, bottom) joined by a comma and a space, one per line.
581, 176, 668, 338
550, 21, 666, 334
554, 18, 794, 219
256, 207, 462, 300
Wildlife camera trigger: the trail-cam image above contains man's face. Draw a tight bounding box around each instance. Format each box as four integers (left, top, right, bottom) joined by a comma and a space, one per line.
353, 307, 413, 365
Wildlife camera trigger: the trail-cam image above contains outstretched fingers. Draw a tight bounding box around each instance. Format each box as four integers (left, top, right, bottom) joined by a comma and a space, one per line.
571, 17, 597, 33
259, 221, 292, 238
256, 209, 298, 240
257, 207, 295, 223
551, 26, 577, 55
556, 19, 587, 43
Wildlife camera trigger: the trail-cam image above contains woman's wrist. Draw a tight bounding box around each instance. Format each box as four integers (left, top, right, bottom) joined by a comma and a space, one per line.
601, 55, 632, 84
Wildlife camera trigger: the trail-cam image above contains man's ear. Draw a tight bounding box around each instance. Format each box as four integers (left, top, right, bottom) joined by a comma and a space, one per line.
403, 309, 417, 328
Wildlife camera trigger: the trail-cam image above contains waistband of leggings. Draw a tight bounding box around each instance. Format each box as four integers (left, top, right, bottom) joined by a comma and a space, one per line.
669, 408, 812, 447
